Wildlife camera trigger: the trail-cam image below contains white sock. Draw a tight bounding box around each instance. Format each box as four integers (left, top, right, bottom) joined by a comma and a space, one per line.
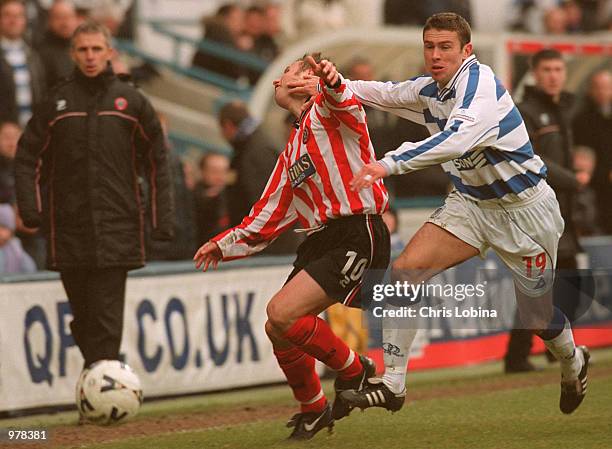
542, 320, 582, 380
380, 304, 417, 394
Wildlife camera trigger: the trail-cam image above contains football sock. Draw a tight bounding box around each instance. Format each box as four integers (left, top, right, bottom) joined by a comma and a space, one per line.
381, 306, 417, 394
283, 315, 363, 380
540, 307, 582, 380
274, 346, 326, 413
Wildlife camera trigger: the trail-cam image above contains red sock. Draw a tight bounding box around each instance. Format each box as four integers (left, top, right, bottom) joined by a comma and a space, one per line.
283, 315, 363, 380
274, 346, 326, 413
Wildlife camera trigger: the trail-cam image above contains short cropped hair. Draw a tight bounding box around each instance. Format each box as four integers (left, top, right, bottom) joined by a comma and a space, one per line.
71, 20, 112, 49
218, 100, 250, 126
423, 12, 472, 48
531, 48, 564, 69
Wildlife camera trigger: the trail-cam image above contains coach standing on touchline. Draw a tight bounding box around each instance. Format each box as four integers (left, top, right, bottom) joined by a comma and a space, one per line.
14, 21, 173, 368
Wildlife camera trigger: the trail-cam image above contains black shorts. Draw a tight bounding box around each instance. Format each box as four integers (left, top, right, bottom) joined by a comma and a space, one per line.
285, 214, 390, 308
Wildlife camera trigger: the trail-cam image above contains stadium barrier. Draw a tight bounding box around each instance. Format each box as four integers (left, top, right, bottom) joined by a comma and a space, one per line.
1, 239, 610, 413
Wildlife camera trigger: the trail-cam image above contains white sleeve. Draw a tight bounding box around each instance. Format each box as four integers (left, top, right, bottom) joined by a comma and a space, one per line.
379, 66, 500, 175
345, 78, 429, 125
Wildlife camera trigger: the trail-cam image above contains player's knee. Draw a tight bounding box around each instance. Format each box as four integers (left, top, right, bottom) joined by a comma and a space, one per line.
266, 300, 290, 334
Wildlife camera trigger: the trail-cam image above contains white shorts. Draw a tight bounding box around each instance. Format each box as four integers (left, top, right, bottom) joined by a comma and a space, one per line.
427, 182, 564, 297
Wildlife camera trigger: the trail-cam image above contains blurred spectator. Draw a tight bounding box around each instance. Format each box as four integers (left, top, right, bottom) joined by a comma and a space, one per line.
0, 203, 35, 273
572, 145, 601, 236
253, 2, 281, 62
509, 0, 558, 33
573, 69, 612, 234
87, 0, 130, 36
422, 0, 472, 24
543, 6, 569, 33
384, 0, 423, 25
219, 100, 277, 225
0, 118, 44, 266
0, 120, 19, 203
296, 0, 348, 35
562, 0, 584, 32
193, 152, 230, 244
243, 5, 264, 49
36, 0, 77, 88
148, 113, 197, 260
192, 3, 247, 82
0, 0, 46, 127
385, 0, 470, 26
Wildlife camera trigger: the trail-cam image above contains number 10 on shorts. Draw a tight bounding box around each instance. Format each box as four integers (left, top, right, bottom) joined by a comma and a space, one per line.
522, 252, 547, 278
340, 251, 368, 288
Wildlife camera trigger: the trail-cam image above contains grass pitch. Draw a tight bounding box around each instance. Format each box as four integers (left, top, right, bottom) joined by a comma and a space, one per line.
2, 348, 611, 449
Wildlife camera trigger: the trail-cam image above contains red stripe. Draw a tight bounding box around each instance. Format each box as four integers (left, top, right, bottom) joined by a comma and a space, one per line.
334, 109, 388, 212
48, 112, 87, 127
344, 284, 361, 307
97, 111, 151, 142
49, 152, 57, 267
315, 107, 364, 213
303, 114, 342, 215
294, 187, 315, 213
130, 126, 145, 263
323, 93, 361, 110
148, 143, 157, 229
304, 178, 327, 223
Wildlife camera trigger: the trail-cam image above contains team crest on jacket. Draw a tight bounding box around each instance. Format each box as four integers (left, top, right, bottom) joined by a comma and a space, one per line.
115, 97, 128, 111
302, 127, 309, 144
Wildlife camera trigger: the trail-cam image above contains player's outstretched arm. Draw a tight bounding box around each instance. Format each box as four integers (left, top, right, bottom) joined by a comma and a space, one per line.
193, 241, 222, 272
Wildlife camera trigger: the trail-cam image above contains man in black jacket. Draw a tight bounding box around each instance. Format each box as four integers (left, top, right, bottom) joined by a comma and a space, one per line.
504, 48, 586, 372
14, 21, 174, 369
218, 100, 278, 225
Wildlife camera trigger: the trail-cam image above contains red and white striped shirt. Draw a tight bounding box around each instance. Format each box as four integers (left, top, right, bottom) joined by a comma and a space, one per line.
213, 78, 389, 260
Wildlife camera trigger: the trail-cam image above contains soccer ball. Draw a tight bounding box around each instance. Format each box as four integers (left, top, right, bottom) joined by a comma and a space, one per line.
76, 360, 143, 425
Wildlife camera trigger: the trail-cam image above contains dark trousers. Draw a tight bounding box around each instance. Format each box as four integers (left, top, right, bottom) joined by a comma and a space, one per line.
505, 255, 579, 367
60, 268, 128, 368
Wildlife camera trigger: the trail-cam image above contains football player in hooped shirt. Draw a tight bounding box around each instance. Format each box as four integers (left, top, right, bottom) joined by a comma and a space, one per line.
194, 54, 391, 440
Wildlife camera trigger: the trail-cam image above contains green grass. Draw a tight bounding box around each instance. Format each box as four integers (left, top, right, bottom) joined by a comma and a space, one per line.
2, 349, 612, 449
85, 375, 612, 449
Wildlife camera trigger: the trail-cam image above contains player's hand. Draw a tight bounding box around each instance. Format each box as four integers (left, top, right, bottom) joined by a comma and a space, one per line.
350, 163, 387, 191
305, 55, 339, 87
193, 241, 222, 271
287, 74, 319, 97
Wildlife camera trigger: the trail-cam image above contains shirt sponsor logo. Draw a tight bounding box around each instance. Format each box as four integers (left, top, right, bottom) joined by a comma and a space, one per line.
288, 153, 316, 188
452, 150, 487, 171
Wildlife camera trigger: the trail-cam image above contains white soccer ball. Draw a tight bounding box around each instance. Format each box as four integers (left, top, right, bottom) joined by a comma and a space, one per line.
76, 360, 143, 425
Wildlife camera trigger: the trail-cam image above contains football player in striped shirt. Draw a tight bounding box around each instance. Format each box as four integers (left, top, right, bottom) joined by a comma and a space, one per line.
340, 13, 589, 415
194, 53, 391, 440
